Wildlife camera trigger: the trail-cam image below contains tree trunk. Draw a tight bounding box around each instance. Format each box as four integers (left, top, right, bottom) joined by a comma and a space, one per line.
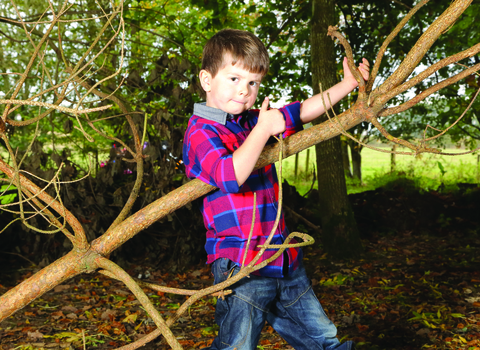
350, 142, 362, 182
310, 0, 363, 258
341, 137, 353, 178
391, 144, 397, 172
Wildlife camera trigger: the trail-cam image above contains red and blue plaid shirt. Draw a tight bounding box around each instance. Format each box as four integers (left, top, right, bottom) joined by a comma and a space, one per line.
183, 102, 304, 277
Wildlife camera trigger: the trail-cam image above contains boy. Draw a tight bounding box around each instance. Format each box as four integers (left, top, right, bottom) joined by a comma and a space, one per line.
183, 29, 369, 350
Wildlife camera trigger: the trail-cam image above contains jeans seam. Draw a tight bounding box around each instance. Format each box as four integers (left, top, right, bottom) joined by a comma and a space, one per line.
221, 302, 253, 349
278, 301, 335, 349
284, 285, 311, 308
233, 295, 269, 313
216, 298, 229, 347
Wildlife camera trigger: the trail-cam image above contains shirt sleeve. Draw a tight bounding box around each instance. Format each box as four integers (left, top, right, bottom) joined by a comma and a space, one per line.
280, 101, 303, 137
183, 119, 240, 194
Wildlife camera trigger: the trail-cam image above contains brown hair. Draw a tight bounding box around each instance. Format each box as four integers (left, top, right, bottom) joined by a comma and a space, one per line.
201, 29, 269, 78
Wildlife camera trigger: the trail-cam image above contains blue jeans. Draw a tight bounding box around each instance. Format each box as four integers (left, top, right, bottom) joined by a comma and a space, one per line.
208, 258, 354, 350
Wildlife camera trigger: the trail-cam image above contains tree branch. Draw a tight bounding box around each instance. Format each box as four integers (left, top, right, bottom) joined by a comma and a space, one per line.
379, 42, 480, 105
373, 0, 472, 99
367, 0, 429, 93
327, 26, 366, 94
379, 62, 480, 117
0, 159, 88, 247
96, 258, 182, 350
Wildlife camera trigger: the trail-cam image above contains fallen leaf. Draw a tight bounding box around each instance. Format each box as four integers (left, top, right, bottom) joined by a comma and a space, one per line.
101, 309, 117, 320
357, 324, 369, 332
51, 311, 65, 320
416, 328, 430, 336
61, 305, 78, 313
53, 285, 71, 293
27, 330, 44, 339
122, 313, 138, 323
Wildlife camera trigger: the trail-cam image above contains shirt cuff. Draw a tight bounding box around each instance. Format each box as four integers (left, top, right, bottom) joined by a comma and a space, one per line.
282, 101, 303, 137
214, 154, 240, 194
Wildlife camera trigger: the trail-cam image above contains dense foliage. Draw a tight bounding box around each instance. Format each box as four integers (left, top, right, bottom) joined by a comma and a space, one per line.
0, 0, 479, 265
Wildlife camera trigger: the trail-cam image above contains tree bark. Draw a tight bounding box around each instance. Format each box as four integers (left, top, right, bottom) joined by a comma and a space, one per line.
341, 137, 353, 178
349, 142, 363, 182
310, 0, 363, 258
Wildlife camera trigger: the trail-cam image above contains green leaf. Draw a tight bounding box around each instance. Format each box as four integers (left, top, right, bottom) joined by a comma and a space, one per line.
0, 193, 17, 205
437, 161, 446, 176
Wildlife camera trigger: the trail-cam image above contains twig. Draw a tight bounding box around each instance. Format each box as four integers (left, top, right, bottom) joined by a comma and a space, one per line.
283, 205, 322, 236
373, 0, 472, 99
327, 26, 366, 94
1, 0, 65, 120
0, 158, 87, 248
367, 0, 429, 93
98, 270, 232, 297
242, 192, 256, 267
379, 62, 480, 117
392, 0, 412, 10
423, 85, 480, 142
0, 99, 112, 115
379, 42, 480, 106
96, 258, 183, 350
0, 251, 36, 266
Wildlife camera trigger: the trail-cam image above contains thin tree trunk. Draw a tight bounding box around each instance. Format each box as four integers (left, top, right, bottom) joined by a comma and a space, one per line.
341, 137, 353, 178
310, 0, 362, 257
391, 144, 397, 172
350, 142, 362, 182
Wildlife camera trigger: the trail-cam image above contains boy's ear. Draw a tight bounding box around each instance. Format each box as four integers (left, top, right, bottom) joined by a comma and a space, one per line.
199, 69, 212, 93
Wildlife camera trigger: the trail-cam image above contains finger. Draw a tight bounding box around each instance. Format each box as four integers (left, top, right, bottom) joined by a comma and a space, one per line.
362, 58, 370, 67
359, 66, 369, 80
260, 96, 269, 113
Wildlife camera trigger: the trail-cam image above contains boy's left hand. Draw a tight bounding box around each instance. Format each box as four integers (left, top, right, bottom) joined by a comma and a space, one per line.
343, 57, 370, 89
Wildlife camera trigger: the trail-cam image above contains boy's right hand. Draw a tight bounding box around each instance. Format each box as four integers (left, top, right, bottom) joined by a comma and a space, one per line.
257, 97, 286, 137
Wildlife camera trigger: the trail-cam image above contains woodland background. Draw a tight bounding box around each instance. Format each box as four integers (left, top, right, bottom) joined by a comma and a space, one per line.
1, 0, 478, 268
0, 0, 480, 349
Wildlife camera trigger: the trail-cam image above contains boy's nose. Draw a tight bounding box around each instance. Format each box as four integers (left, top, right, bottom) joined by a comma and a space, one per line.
238, 83, 250, 96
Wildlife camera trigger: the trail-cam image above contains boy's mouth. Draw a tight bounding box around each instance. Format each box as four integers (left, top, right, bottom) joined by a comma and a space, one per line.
231, 100, 245, 104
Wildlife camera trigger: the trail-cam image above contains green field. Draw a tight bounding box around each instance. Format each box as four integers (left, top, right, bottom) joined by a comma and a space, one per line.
278, 145, 480, 195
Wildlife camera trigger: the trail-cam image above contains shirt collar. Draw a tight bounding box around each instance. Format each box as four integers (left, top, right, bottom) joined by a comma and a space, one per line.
193, 103, 234, 125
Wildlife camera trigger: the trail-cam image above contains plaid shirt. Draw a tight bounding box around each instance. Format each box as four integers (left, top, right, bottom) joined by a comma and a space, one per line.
183, 102, 304, 277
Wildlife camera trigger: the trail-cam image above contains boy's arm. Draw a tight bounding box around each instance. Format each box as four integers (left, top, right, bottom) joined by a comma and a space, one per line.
300, 57, 369, 124
232, 97, 286, 186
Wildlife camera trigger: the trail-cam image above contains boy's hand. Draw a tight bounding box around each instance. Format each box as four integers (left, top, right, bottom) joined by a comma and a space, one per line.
257, 97, 286, 136
343, 57, 370, 89
232, 97, 286, 186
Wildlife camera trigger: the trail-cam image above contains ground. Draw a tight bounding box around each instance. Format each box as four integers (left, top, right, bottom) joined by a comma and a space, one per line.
1, 182, 480, 350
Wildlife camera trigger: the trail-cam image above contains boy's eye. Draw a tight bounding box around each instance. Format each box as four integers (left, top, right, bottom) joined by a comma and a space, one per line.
249, 81, 258, 87
230, 77, 238, 82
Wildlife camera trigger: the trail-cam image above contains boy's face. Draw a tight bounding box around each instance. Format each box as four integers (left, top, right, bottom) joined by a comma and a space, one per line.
200, 54, 263, 115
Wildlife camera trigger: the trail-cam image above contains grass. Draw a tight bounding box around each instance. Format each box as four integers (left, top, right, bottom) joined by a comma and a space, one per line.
278, 144, 480, 196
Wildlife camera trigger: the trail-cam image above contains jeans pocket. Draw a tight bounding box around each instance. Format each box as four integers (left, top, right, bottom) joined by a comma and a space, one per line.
213, 258, 238, 284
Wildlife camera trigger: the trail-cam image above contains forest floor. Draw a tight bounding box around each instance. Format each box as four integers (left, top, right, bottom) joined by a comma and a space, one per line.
1, 181, 480, 350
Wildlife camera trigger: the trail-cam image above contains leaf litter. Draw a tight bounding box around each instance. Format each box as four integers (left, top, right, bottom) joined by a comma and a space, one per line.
1, 185, 480, 350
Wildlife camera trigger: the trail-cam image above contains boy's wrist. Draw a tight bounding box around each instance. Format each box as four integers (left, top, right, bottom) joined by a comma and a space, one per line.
252, 121, 275, 141
342, 76, 359, 91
